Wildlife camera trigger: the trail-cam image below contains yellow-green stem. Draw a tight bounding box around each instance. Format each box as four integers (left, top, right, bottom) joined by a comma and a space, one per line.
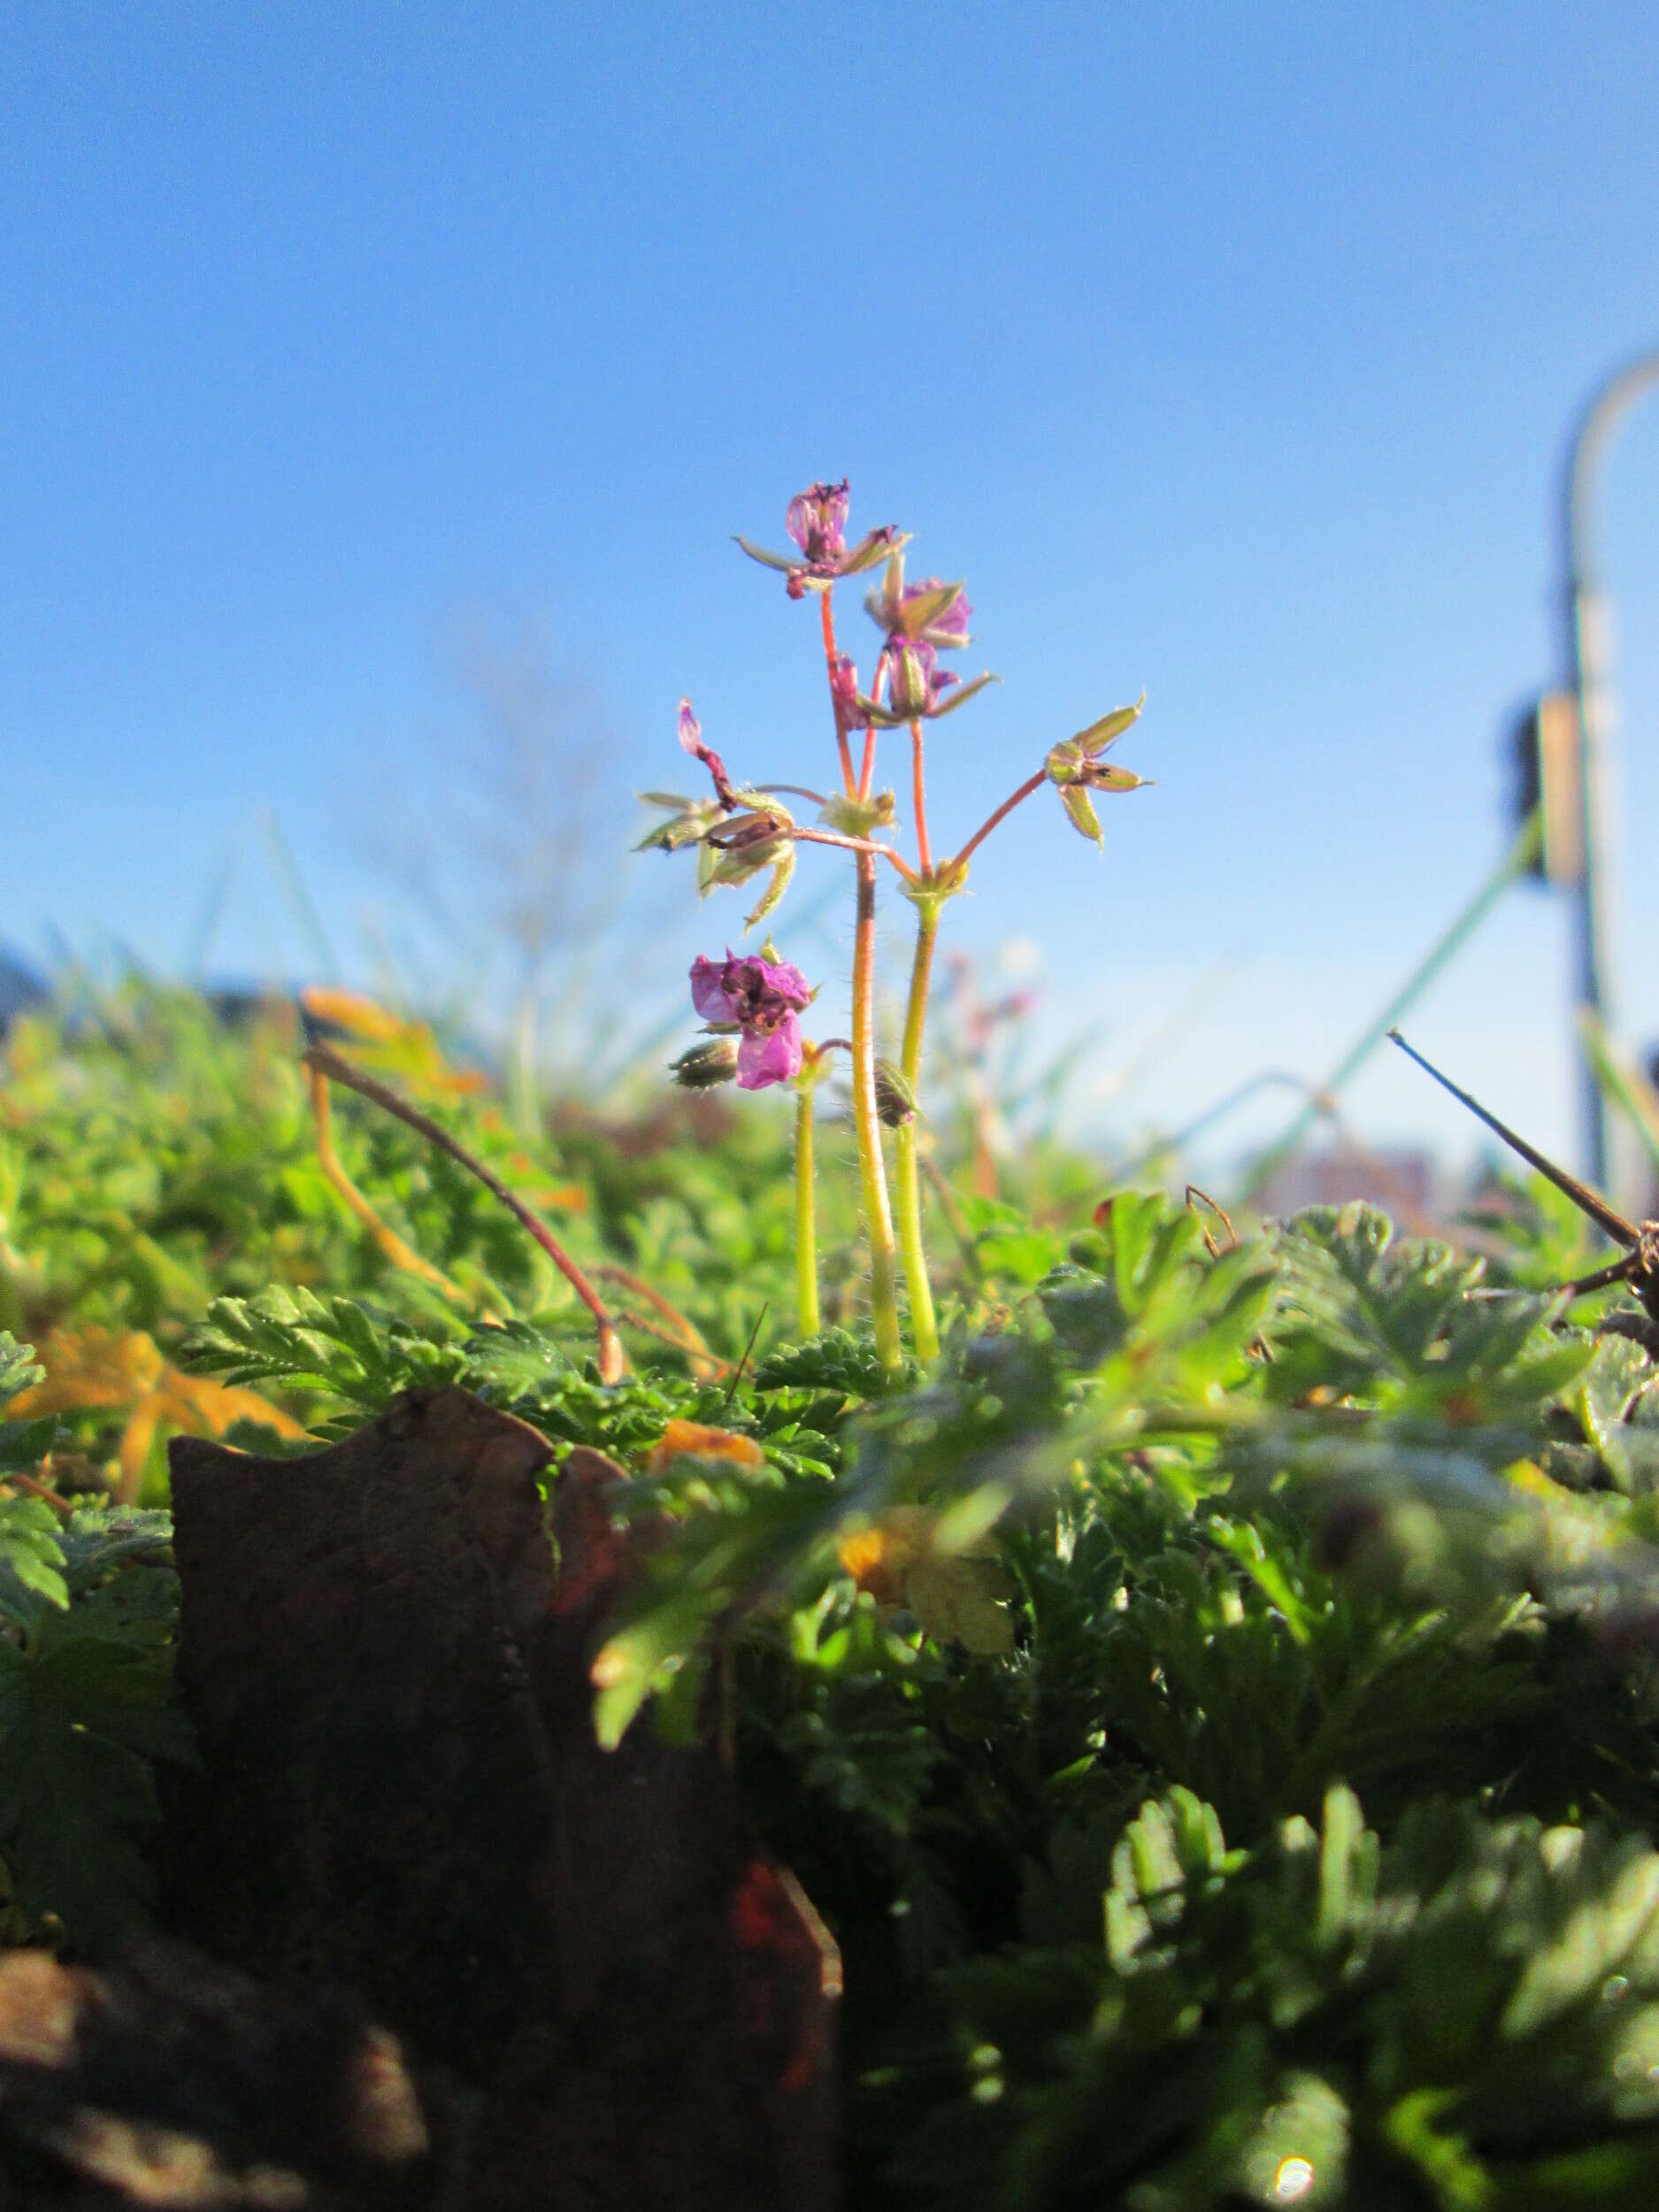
852, 855, 902, 1368
894, 899, 940, 1360
795, 1084, 820, 1340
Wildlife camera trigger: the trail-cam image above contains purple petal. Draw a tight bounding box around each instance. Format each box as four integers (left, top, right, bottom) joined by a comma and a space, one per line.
690, 955, 740, 1025
928, 589, 972, 643
785, 480, 849, 561
677, 697, 703, 755
736, 1014, 803, 1089
751, 955, 812, 1010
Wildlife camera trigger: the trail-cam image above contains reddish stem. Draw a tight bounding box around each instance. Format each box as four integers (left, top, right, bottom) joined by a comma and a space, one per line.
303, 1045, 625, 1383
819, 591, 856, 797
951, 768, 1047, 872
792, 825, 922, 887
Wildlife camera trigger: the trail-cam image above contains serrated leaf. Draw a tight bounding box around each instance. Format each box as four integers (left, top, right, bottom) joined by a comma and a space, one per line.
0, 1497, 69, 1617
0, 1601, 193, 1954
0, 1334, 43, 1409
755, 1329, 917, 1400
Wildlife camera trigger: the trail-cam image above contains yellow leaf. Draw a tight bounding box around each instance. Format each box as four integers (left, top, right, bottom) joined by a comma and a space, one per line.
153, 1371, 310, 1443
646, 1419, 767, 1475
838, 1505, 1016, 1652
12, 1329, 165, 1412
302, 987, 488, 1097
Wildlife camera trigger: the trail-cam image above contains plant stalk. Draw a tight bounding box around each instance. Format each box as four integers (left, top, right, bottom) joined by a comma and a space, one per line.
894, 897, 941, 1359
953, 768, 1047, 872
851, 856, 903, 1369
795, 1084, 820, 1340
819, 591, 856, 797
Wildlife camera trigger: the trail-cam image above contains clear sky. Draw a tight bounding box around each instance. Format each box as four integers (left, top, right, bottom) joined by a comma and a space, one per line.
4, 4, 1657, 1182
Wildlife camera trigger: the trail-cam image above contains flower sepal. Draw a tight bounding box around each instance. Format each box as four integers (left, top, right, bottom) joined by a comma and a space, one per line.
902, 856, 970, 914
819, 789, 898, 841
635, 793, 724, 854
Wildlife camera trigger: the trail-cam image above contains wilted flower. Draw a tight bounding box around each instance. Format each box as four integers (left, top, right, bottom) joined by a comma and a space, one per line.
736, 479, 909, 598
677, 695, 737, 808
1044, 696, 1149, 847
689, 949, 814, 1089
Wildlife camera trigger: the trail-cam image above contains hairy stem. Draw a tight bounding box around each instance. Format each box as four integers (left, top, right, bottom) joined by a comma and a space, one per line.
793, 824, 922, 886
303, 1045, 625, 1382
851, 857, 902, 1369
795, 1085, 820, 1340
894, 897, 940, 1360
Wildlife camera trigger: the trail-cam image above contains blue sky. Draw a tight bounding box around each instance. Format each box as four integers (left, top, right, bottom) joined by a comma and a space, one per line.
4, 4, 1657, 1181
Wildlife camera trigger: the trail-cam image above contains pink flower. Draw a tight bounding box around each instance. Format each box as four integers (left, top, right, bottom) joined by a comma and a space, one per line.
736, 480, 908, 598
860, 551, 997, 726
886, 638, 960, 719
688, 949, 814, 1090
865, 561, 973, 650
786, 480, 851, 565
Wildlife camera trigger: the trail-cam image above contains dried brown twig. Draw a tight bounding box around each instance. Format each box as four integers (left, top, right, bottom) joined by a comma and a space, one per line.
303, 1046, 625, 1383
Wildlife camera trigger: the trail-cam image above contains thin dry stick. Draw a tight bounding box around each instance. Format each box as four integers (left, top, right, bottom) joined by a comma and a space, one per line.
612, 1308, 731, 1371
307, 1065, 466, 1300
303, 1045, 626, 1384
591, 1263, 726, 1379
721, 1302, 770, 1410
1184, 1184, 1239, 1257
2, 1471, 75, 1517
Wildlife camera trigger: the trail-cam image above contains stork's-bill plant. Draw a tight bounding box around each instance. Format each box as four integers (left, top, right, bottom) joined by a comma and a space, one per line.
645, 480, 1148, 1368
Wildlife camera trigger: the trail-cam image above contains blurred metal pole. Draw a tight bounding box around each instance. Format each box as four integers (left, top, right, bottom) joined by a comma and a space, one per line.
1563, 349, 1659, 1193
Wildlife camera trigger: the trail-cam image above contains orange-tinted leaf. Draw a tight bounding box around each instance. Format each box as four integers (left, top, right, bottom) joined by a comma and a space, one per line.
647, 1420, 767, 1476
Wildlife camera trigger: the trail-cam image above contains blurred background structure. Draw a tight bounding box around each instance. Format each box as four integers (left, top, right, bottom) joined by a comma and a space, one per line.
4, 4, 1656, 1195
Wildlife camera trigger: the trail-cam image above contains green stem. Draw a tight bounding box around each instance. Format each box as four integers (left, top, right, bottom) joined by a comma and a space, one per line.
795, 1083, 820, 1340
894, 899, 940, 1360
852, 854, 903, 1369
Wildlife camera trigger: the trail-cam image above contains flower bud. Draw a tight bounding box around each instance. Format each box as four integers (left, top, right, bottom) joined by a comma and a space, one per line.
887, 641, 934, 718
874, 1058, 919, 1126
670, 1038, 740, 1089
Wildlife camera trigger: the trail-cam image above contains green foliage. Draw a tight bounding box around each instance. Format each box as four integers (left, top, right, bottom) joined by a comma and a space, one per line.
879, 1786, 1659, 2210
22, 986, 1659, 2197
0, 1503, 189, 1955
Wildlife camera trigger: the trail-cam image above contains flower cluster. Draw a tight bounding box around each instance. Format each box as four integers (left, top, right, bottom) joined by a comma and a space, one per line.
647, 472, 1146, 1368
859, 553, 997, 726
736, 478, 906, 599
687, 948, 814, 1090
